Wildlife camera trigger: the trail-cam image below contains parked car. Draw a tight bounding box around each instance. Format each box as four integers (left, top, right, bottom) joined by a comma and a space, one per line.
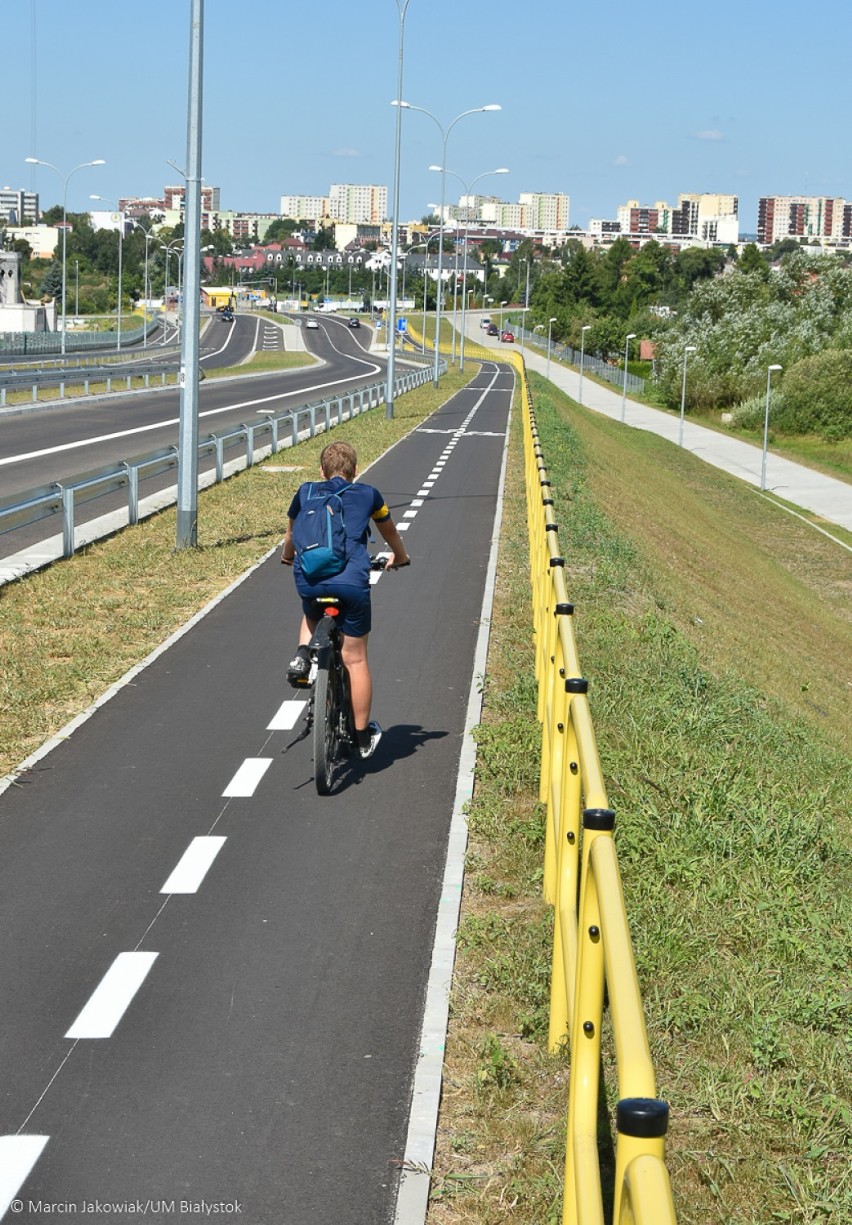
305, 319, 320, 329
501, 330, 514, 343
487, 323, 499, 336
348, 317, 360, 328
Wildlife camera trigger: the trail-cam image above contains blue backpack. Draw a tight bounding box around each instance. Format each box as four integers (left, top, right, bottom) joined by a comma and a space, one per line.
292, 482, 353, 580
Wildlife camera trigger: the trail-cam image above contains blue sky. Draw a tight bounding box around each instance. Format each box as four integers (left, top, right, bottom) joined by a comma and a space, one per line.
5, 0, 851, 236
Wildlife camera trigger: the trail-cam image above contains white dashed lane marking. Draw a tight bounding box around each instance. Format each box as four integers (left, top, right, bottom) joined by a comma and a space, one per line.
267, 699, 308, 731
65, 951, 159, 1040
222, 758, 273, 797
160, 836, 227, 894
0, 1136, 50, 1218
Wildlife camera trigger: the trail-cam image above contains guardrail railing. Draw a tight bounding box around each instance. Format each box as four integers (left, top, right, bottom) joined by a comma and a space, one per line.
0, 358, 446, 581
521, 369, 676, 1224
517, 326, 645, 396
0, 359, 178, 406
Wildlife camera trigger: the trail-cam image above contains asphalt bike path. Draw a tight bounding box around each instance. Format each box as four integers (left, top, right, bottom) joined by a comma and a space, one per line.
0, 361, 513, 1224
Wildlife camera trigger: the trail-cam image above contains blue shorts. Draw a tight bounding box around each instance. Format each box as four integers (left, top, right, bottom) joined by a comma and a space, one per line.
301, 584, 372, 638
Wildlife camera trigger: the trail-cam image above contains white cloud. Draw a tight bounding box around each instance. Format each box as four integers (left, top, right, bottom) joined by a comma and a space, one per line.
331, 148, 361, 158
695, 129, 724, 142
613, 154, 630, 167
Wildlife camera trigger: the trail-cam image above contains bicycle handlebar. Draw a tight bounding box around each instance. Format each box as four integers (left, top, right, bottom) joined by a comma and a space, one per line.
370, 554, 411, 572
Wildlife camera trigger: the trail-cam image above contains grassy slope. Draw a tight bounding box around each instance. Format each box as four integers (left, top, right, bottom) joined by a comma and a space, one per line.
428, 372, 850, 1224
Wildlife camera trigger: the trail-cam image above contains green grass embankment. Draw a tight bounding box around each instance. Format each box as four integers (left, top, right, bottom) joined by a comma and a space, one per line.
428, 372, 851, 1225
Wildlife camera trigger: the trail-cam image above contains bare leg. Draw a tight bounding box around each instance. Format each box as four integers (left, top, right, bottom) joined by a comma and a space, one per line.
341, 633, 372, 730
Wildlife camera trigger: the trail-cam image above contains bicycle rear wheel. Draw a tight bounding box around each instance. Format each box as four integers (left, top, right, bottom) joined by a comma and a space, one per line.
313, 653, 339, 795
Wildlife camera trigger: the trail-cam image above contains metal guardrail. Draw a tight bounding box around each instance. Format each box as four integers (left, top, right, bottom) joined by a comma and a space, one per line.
0, 359, 178, 405
0, 316, 158, 356
517, 325, 646, 396
521, 367, 677, 1224
0, 359, 446, 572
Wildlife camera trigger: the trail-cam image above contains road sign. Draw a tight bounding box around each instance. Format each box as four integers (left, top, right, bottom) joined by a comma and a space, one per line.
398, 318, 407, 332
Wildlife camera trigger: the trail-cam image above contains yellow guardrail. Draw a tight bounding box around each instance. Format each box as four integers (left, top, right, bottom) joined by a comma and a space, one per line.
405, 325, 677, 1221
522, 371, 677, 1225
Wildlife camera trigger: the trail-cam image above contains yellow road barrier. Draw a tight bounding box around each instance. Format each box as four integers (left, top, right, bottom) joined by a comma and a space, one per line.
407, 328, 677, 1222
522, 369, 677, 1225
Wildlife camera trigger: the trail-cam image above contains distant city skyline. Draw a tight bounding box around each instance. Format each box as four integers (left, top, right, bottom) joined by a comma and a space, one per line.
5, 0, 850, 236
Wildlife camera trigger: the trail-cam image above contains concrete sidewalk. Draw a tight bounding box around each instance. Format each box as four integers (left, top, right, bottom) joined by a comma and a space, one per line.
469, 317, 851, 535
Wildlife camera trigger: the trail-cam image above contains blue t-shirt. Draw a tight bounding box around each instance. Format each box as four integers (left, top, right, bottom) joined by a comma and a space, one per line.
288, 475, 389, 592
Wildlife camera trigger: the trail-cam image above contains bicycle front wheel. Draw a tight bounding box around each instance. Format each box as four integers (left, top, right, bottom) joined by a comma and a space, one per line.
313, 655, 339, 795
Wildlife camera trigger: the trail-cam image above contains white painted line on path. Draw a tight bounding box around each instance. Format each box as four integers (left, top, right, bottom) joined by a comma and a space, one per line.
65, 951, 158, 1040
268, 699, 308, 730
0, 1135, 50, 1219
160, 837, 227, 894
222, 758, 272, 797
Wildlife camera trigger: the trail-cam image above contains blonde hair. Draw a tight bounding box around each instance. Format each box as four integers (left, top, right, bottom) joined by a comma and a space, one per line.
320, 441, 357, 480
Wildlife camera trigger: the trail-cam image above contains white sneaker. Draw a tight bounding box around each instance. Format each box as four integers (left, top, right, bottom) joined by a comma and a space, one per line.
358, 721, 383, 759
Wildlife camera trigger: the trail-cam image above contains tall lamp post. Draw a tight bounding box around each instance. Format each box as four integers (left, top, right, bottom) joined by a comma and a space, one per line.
394, 99, 501, 386
678, 344, 697, 447
129, 222, 160, 350
431, 166, 509, 370
761, 364, 782, 491
90, 195, 125, 351
546, 316, 557, 380
384, 0, 412, 420
620, 332, 637, 422
25, 156, 105, 356
159, 237, 184, 344
578, 323, 591, 405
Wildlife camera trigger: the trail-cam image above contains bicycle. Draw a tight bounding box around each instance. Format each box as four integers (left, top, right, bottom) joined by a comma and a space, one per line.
304, 555, 408, 795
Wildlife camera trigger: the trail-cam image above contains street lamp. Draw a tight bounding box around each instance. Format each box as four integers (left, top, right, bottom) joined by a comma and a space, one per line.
546, 316, 557, 380
25, 155, 105, 355
620, 332, 637, 422
761, 364, 783, 491
90, 195, 125, 350
128, 221, 160, 350
678, 345, 697, 448
396, 99, 501, 386
159, 237, 184, 345
433, 166, 509, 369
578, 324, 592, 405
384, 0, 413, 420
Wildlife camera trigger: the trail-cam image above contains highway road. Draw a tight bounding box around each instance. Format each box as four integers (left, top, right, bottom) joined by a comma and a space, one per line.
0, 313, 390, 565
0, 313, 381, 499
0, 359, 514, 1224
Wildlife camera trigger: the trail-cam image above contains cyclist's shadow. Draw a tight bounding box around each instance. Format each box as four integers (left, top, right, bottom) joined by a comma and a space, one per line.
343, 724, 449, 788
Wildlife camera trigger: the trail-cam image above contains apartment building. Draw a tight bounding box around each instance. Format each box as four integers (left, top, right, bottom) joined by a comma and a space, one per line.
328, 183, 387, 225
757, 195, 848, 245
279, 194, 329, 222
518, 191, 570, 230
0, 187, 39, 225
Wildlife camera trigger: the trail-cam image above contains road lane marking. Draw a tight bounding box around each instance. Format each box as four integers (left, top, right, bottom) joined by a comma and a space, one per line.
160, 837, 227, 894
65, 951, 158, 1039
223, 758, 273, 796
268, 699, 308, 730
0, 1135, 50, 1218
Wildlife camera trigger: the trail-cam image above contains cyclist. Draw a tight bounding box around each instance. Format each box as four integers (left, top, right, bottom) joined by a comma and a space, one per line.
280, 440, 410, 759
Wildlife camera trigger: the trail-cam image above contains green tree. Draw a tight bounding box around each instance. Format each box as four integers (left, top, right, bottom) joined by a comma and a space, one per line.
738, 243, 769, 279
39, 260, 63, 302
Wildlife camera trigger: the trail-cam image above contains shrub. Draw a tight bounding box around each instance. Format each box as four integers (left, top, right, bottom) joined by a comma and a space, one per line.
773, 349, 852, 439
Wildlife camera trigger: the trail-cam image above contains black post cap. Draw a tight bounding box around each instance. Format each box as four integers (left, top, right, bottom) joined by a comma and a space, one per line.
565, 677, 588, 694
616, 1098, 669, 1139
583, 807, 615, 830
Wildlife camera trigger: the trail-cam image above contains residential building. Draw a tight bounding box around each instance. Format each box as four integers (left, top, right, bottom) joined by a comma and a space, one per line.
328, 183, 387, 225
0, 186, 39, 225
518, 191, 570, 230
757, 194, 848, 245
279, 194, 330, 222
